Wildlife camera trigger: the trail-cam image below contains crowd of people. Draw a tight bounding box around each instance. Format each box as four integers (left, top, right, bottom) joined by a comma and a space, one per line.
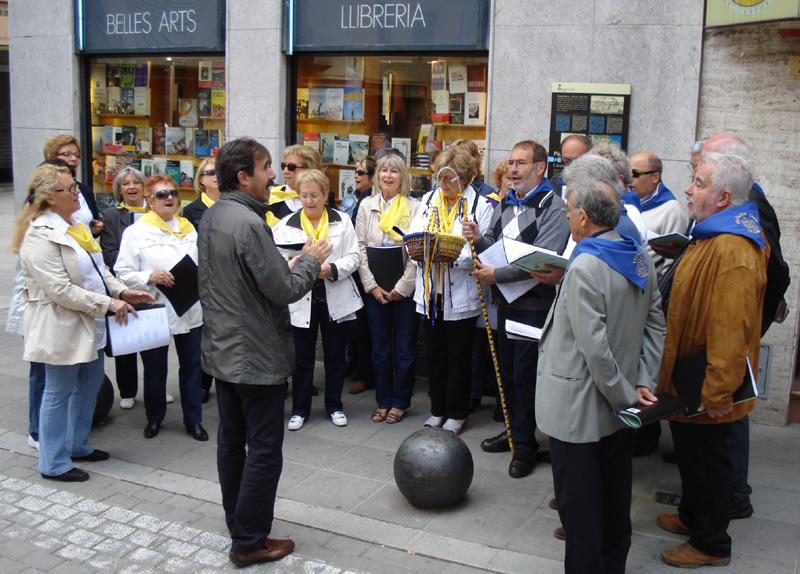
8, 130, 789, 570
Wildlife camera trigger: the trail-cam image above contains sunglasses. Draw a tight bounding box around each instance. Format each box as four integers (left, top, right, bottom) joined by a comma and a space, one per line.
354, 170, 368, 176
631, 170, 658, 178
281, 162, 306, 172
200, 169, 216, 177
154, 189, 179, 200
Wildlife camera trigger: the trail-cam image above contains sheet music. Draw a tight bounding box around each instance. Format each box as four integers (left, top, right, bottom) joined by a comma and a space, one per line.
106, 306, 171, 356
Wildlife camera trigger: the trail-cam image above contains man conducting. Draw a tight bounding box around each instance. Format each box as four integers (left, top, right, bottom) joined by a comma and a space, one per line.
536, 154, 665, 573
656, 152, 768, 568
198, 138, 331, 567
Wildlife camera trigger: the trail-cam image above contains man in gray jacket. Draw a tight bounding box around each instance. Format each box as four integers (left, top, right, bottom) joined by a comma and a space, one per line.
535, 155, 665, 574
198, 138, 331, 568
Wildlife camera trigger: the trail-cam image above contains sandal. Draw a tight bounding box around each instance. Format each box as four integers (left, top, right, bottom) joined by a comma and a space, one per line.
372, 409, 388, 423
386, 409, 405, 424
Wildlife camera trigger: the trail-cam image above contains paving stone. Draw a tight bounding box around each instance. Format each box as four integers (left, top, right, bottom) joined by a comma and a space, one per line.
64, 528, 105, 548
158, 538, 200, 558
131, 487, 173, 505
195, 530, 230, 550
0, 537, 33, 560
0, 501, 20, 517
55, 543, 97, 561
17, 496, 50, 512
0, 556, 25, 572
126, 529, 164, 548
6, 524, 37, 541
130, 514, 170, 533
97, 521, 136, 540
72, 512, 105, 529
93, 538, 136, 558
100, 506, 140, 523
160, 522, 202, 541
117, 565, 158, 574
47, 492, 84, 507
193, 547, 230, 567
0, 490, 21, 503
50, 560, 101, 574
13, 510, 48, 527
1, 477, 32, 491
36, 519, 74, 535
42, 503, 79, 520
86, 554, 121, 572
29, 532, 65, 550
74, 499, 109, 514
159, 556, 196, 573
18, 547, 63, 571
23, 484, 57, 497
126, 547, 164, 567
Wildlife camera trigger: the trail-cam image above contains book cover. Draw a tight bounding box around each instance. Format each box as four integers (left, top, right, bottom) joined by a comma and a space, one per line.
178, 98, 199, 128
166, 160, 181, 186
431, 90, 450, 123
448, 65, 468, 94
431, 60, 447, 91
92, 156, 106, 182
197, 88, 212, 117
134, 87, 150, 115
105, 155, 118, 183
184, 128, 194, 156
411, 173, 431, 195
129, 158, 141, 172
308, 88, 326, 119
179, 160, 195, 188
153, 156, 167, 176
465, 92, 487, 126
91, 126, 105, 153
211, 62, 226, 88
135, 62, 148, 87
211, 90, 226, 118
296, 88, 309, 119
90, 64, 106, 90
343, 88, 364, 121
120, 62, 135, 88
166, 127, 188, 155
90, 64, 107, 115
325, 88, 344, 120
198, 60, 212, 88
208, 130, 220, 152
303, 132, 320, 153
467, 65, 487, 92
153, 127, 166, 155
504, 236, 568, 272
320, 133, 337, 164
102, 126, 122, 153
369, 133, 390, 156
140, 158, 154, 178
349, 134, 369, 164
106, 64, 120, 87
333, 138, 350, 165
391, 138, 412, 167
120, 88, 135, 114
106, 87, 122, 114
416, 124, 434, 153
194, 129, 211, 157
339, 169, 357, 198
449, 93, 465, 125
96, 192, 117, 211
118, 126, 136, 153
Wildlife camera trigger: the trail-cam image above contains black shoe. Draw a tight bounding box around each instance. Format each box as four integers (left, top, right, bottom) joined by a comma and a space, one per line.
662, 450, 678, 464
144, 421, 160, 439
509, 454, 536, 478
632, 440, 659, 457
729, 504, 754, 520
534, 450, 551, 464
42, 468, 89, 482
185, 423, 209, 441
201, 389, 211, 404
311, 385, 319, 397
493, 403, 505, 423
71, 449, 110, 462
481, 431, 511, 453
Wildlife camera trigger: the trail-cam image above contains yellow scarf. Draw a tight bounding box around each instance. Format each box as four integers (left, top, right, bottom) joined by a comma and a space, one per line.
201, 192, 216, 208
117, 202, 148, 213
486, 192, 501, 203
300, 209, 329, 242
378, 194, 411, 242
266, 211, 280, 228
432, 191, 464, 234
140, 210, 195, 238
269, 185, 298, 205
66, 223, 101, 253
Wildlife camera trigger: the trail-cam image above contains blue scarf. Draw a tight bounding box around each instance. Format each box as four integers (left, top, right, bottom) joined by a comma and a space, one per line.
569, 233, 649, 292
505, 178, 554, 207
621, 189, 641, 209
690, 201, 765, 248
640, 182, 676, 213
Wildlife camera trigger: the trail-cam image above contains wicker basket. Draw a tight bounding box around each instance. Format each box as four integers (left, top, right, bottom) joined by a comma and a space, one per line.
404, 231, 467, 264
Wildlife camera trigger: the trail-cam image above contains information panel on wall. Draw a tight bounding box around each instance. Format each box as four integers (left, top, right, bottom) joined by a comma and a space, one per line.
78, 0, 225, 53
548, 82, 631, 182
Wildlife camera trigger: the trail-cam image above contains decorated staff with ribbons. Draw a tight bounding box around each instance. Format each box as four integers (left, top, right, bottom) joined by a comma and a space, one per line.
115, 174, 208, 442
655, 153, 768, 569
355, 152, 421, 424
536, 155, 665, 574
272, 169, 363, 432
407, 146, 493, 435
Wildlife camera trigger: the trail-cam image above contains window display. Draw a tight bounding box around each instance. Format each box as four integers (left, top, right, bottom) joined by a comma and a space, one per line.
88, 55, 225, 208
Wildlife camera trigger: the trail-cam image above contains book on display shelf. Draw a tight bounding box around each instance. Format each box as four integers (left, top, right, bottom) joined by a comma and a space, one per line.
320, 133, 336, 164
369, 133, 390, 156
209, 130, 221, 154
339, 169, 357, 198
431, 60, 447, 91
449, 93, 464, 125
325, 88, 345, 121
129, 158, 141, 172
153, 127, 166, 155
467, 65, 486, 92
197, 89, 212, 117
166, 160, 181, 187
296, 88, 309, 119
105, 155, 118, 183
120, 88, 136, 115
343, 88, 364, 121
152, 157, 167, 176
178, 99, 199, 128
448, 65, 468, 94
96, 192, 116, 211
416, 124, 434, 154
194, 130, 211, 157
120, 62, 135, 88
179, 161, 195, 188
333, 138, 350, 165
198, 61, 212, 88
465, 92, 487, 126
135, 62, 149, 87
184, 129, 195, 157
91, 126, 104, 153
106, 64, 120, 87
431, 90, 450, 123
211, 62, 225, 88
391, 138, 412, 167
102, 126, 122, 153
165, 127, 188, 156
349, 134, 369, 164
211, 90, 226, 118
303, 132, 320, 152
308, 88, 326, 119
140, 158, 154, 178
134, 87, 150, 115
118, 126, 136, 153
106, 87, 122, 115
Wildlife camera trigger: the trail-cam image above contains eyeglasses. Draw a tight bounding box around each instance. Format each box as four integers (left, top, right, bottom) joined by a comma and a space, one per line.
631, 170, 658, 178
154, 189, 179, 200
55, 183, 78, 194
57, 151, 81, 159
200, 169, 216, 177
507, 159, 543, 168
281, 162, 306, 172
354, 170, 368, 177
299, 194, 323, 201
562, 158, 577, 166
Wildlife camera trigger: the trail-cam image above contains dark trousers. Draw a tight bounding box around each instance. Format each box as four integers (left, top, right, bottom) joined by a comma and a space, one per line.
670, 420, 733, 558
114, 353, 139, 399
423, 316, 475, 420
347, 303, 375, 387
728, 415, 752, 511
202, 372, 214, 392
140, 326, 203, 425
551, 428, 635, 574
497, 306, 547, 454
28, 361, 46, 441
216, 380, 284, 555
291, 302, 346, 418
364, 296, 418, 410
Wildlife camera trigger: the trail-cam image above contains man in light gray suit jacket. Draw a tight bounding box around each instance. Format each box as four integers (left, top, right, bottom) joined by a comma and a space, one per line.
535, 155, 665, 574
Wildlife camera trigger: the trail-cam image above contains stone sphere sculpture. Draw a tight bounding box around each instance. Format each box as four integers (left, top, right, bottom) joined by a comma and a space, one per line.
393, 428, 474, 508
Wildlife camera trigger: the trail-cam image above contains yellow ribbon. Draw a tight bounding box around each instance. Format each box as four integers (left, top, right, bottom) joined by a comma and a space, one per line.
300, 209, 329, 242
140, 210, 195, 238
116, 202, 148, 213
378, 195, 411, 242
432, 191, 463, 234
266, 211, 280, 228
201, 192, 216, 208
268, 185, 298, 205
65, 223, 101, 253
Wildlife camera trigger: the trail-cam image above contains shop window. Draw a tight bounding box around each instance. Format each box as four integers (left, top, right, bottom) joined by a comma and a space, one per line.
88, 55, 225, 208
294, 54, 488, 199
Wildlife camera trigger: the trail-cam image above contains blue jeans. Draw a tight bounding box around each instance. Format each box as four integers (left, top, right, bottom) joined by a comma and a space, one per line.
140, 326, 203, 425
28, 362, 46, 440
364, 295, 418, 410
39, 350, 104, 476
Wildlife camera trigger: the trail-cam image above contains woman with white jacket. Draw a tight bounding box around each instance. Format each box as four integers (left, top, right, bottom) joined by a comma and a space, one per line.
272, 169, 363, 431
115, 174, 208, 442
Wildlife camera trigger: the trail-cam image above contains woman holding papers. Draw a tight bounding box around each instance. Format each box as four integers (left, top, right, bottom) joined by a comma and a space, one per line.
408, 146, 493, 434
12, 163, 153, 482
115, 174, 208, 442
355, 153, 420, 424
272, 169, 363, 431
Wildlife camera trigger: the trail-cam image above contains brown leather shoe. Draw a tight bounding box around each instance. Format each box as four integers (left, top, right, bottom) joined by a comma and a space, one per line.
349, 381, 367, 394
549, 497, 557, 510
657, 513, 692, 536
229, 538, 295, 567
662, 542, 730, 568
553, 526, 566, 540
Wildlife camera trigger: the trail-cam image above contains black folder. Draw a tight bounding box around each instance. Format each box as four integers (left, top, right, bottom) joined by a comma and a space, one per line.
366, 245, 405, 291
618, 392, 687, 429
156, 254, 199, 317
672, 350, 758, 417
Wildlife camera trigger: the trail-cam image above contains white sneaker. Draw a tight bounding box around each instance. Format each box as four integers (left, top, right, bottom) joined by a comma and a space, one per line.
331, 411, 348, 427
166, 393, 174, 404
28, 435, 39, 450
424, 415, 444, 428
288, 415, 305, 431
442, 418, 464, 435
119, 398, 135, 410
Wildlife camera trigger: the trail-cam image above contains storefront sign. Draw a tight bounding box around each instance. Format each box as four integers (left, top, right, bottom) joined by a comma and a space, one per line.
78, 0, 225, 53
287, 0, 489, 52
706, 0, 800, 27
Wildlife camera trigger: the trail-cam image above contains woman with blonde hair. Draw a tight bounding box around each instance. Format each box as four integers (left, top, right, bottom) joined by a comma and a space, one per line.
14, 163, 153, 482
268, 145, 326, 224
182, 157, 219, 231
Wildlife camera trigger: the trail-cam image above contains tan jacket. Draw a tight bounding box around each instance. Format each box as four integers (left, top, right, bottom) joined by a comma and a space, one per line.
355, 193, 420, 298
20, 214, 126, 365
